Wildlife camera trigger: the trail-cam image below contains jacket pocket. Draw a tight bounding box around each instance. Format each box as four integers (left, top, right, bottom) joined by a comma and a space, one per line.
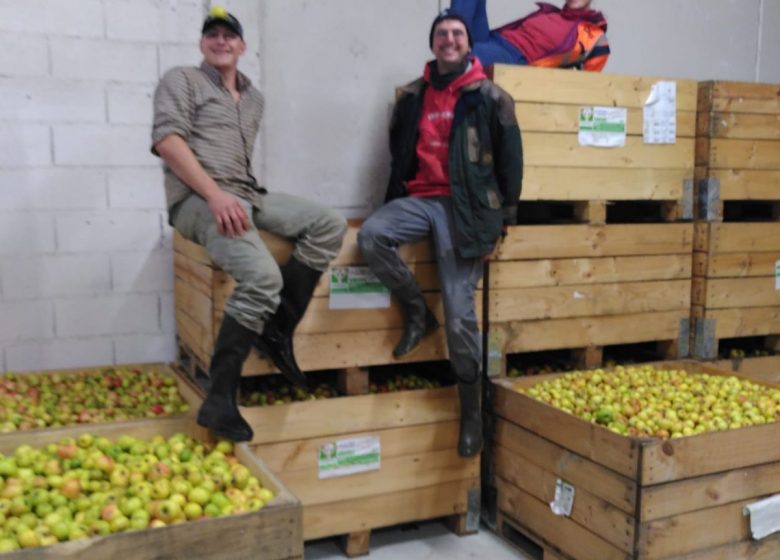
467, 126, 480, 163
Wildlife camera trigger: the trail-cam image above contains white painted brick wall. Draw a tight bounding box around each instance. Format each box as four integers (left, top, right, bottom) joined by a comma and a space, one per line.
54, 125, 157, 167
0, 0, 105, 37
107, 85, 155, 125
111, 251, 173, 293
107, 168, 166, 209
51, 38, 158, 83
114, 333, 177, 364
106, 0, 202, 44
0, 125, 52, 167
0, 215, 57, 255
0, 301, 54, 341
0, 33, 49, 77
1, 255, 111, 299
0, 78, 105, 123
0, 169, 107, 210
56, 211, 163, 253
6, 338, 115, 372
56, 294, 160, 337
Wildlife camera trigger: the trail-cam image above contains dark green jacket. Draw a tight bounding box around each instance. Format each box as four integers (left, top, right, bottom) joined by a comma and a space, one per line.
385, 75, 523, 259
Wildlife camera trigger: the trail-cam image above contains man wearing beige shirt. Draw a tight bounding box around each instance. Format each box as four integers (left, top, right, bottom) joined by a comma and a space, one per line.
152, 7, 347, 442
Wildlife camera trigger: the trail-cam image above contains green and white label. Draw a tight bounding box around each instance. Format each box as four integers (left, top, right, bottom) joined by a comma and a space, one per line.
318, 436, 381, 479
329, 266, 390, 309
549, 479, 575, 517
775, 260, 780, 290
578, 106, 627, 147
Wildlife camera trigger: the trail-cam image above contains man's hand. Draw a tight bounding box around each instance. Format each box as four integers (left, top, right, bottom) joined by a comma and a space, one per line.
208, 190, 250, 238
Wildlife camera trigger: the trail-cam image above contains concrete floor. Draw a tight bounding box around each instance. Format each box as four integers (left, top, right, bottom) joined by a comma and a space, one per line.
304, 520, 531, 559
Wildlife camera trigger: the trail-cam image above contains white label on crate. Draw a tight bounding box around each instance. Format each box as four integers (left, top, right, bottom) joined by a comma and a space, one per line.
318, 436, 381, 479
549, 479, 576, 517
644, 81, 677, 144
328, 266, 390, 309
578, 106, 626, 147
744, 493, 780, 539
775, 261, 780, 290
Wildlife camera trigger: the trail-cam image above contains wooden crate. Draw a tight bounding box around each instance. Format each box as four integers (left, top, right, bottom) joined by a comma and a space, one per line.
711, 355, 780, 384
174, 222, 460, 377
0, 416, 302, 560
484, 66, 697, 376
242, 381, 480, 555
692, 80, 780, 364
489, 361, 780, 559
0, 363, 202, 432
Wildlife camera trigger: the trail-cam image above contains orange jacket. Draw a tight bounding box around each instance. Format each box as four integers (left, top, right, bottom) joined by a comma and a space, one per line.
530, 21, 610, 71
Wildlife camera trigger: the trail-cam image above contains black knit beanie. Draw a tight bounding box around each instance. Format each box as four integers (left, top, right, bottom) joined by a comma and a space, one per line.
429, 9, 473, 49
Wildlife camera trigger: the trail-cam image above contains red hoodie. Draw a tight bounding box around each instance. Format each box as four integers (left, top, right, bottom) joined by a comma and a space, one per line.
407, 58, 487, 198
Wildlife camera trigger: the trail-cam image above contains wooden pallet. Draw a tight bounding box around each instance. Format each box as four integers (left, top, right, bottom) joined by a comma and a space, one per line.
490, 361, 780, 559
0, 416, 302, 560
496, 512, 570, 560
174, 223, 458, 377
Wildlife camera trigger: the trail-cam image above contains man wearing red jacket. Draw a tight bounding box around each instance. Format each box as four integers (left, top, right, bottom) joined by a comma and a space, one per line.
358, 10, 522, 458
451, 0, 610, 70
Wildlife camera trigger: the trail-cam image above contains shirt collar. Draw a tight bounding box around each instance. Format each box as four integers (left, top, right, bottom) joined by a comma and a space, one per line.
199, 61, 252, 92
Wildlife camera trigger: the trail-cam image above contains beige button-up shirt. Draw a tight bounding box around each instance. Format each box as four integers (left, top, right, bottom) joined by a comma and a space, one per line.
151, 62, 266, 211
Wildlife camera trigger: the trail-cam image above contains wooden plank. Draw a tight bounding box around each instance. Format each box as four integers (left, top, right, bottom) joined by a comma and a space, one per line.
494, 444, 635, 552
339, 531, 370, 557
641, 421, 780, 485
521, 168, 689, 202
515, 103, 696, 137
496, 224, 694, 261
493, 418, 636, 514
711, 170, 780, 202
705, 112, 780, 140
662, 535, 780, 560
496, 479, 629, 560
711, 356, 780, 384
337, 367, 369, 396
638, 499, 752, 558
492, 65, 697, 110
710, 307, 780, 339
707, 139, 780, 170
279, 448, 478, 506
240, 327, 450, 375
175, 307, 211, 363
496, 310, 687, 353
303, 478, 476, 540
489, 280, 691, 322
708, 223, 780, 254
242, 386, 460, 445
489, 255, 692, 289
641, 459, 780, 522
174, 278, 213, 342
524, 133, 694, 169
703, 277, 780, 309
493, 383, 640, 479
707, 81, 780, 115
704, 253, 780, 278
254, 421, 461, 473
173, 251, 214, 297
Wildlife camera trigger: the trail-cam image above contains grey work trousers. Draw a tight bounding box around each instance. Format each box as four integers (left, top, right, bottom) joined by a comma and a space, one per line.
357, 196, 483, 381
171, 192, 347, 334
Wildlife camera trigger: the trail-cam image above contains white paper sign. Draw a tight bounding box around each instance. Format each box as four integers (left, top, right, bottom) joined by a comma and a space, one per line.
644, 81, 677, 144
549, 479, 576, 517
578, 106, 627, 147
318, 436, 381, 479
329, 266, 390, 309
776, 261, 780, 290
744, 494, 780, 540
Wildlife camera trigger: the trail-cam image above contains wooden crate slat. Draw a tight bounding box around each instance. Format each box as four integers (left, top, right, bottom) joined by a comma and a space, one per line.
641, 458, 780, 522
515, 103, 696, 137
489, 280, 690, 323
521, 168, 689, 201
661, 535, 780, 560
641, 421, 780, 485
524, 133, 694, 169
707, 138, 780, 170
709, 307, 780, 339
494, 419, 636, 514
708, 223, 780, 254
490, 255, 692, 290
174, 278, 214, 343
278, 448, 477, 507
302, 478, 476, 540
704, 277, 780, 309
705, 81, 780, 115
496, 224, 694, 261
711, 356, 780, 384
173, 251, 214, 297
495, 444, 634, 552
494, 382, 639, 478
175, 308, 211, 363
704, 112, 780, 140
713, 170, 780, 201
496, 479, 629, 560
704, 253, 780, 278
242, 386, 459, 445
492, 65, 697, 110
253, 421, 460, 473
498, 310, 687, 354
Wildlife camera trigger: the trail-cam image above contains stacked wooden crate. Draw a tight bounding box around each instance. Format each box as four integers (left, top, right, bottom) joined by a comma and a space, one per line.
486, 66, 696, 375
693, 80, 780, 382
492, 362, 780, 559
174, 222, 451, 378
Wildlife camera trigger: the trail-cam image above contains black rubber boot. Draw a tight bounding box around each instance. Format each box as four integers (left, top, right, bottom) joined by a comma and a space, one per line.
457, 376, 483, 458
392, 283, 439, 358
254, 257, 323, 389
197, 314, 255, 442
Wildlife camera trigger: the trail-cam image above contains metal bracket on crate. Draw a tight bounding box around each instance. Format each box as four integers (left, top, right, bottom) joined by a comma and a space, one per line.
697, 178, 721, 221
681, 179, 694, 220
678, 319, 691, 358
693, 318, 717, 360
465, 487, 481, 533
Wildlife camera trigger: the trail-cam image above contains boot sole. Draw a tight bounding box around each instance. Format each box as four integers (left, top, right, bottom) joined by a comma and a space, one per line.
392, 323, 439, 359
